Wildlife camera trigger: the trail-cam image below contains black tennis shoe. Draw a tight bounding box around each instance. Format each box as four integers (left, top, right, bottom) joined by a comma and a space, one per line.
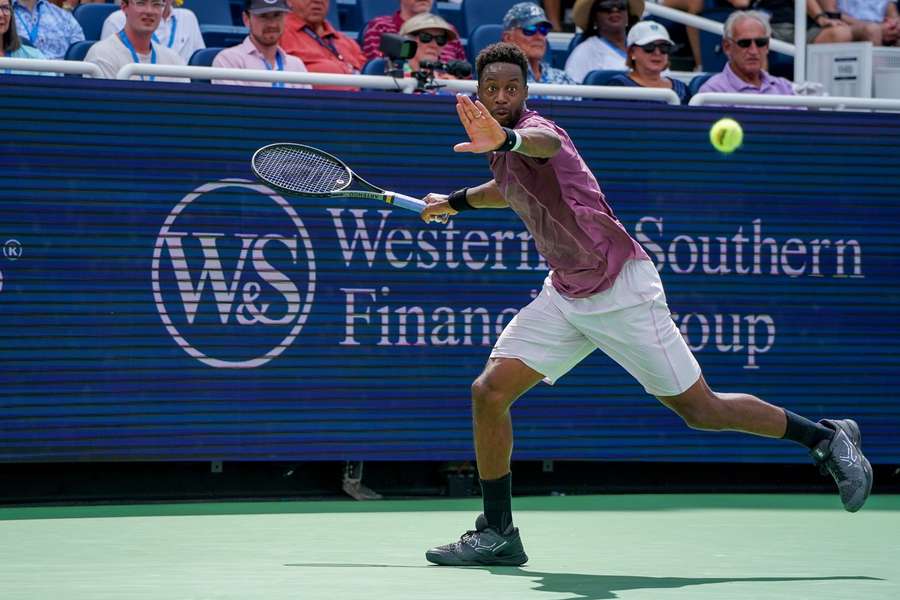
811, 419, 873, 512
425, 514, 528, 566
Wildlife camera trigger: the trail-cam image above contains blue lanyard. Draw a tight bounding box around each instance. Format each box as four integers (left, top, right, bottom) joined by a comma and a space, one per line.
118, 29, 156, 81
151, 15, 177, 49
262, 51, 285, 88
15, 1, 43, 44
302, 26, 342, 61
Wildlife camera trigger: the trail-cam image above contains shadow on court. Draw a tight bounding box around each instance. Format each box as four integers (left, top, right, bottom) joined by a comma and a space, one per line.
284, 564, 881, 599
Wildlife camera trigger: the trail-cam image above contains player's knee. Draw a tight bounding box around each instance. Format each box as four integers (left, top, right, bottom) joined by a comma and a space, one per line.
471, 377, 512, 417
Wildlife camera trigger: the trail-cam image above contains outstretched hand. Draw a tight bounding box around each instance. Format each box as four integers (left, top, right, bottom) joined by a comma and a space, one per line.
453, 94, 505, 154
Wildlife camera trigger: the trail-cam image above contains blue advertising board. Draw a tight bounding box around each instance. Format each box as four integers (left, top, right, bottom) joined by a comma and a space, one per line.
1, 77, 898, 463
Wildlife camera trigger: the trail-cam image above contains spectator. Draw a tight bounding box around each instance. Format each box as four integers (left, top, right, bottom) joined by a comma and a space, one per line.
280, 0, 365, 90
212, 0, 310, 88
731, 0, 875, 44
834, 0, 899, 45
12, 0, 84, 59
2, 0, 53, 73
698, 11, 795, 96
84, 0, 186, 80
363, 0, 465, 63
502, 1, 579, 99
101, 0, 203, 63
607, 20, 691, 103
398, 12, 468, 91
566, 0, 644, 82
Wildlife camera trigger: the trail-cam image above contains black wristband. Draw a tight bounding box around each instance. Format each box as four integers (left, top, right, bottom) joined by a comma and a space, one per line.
825, 11, 841, 18
447, 188, 474, 212
495, 127, 518, 152
813, 12, 828, 21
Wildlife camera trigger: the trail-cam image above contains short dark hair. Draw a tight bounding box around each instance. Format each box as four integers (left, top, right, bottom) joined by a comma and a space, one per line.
476, 42, 528, 83
2, 0, 22, 54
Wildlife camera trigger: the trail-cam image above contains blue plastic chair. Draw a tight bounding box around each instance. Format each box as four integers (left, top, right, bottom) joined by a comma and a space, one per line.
189, 47, 224, 67
200, 25, 249, 49
462, 0, 521, 37
568, 32, 583, 53
64, 40, 95, 62
362, 57, 387, 75
182, 0, 233, 26
467, 23, 502, 65
689, 72, 714, 95
583, 69, 626, 86
72, 3, 118, 41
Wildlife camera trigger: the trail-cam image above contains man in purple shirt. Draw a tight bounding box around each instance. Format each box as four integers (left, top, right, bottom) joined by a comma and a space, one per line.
419, 42, 872, 567
212, 0, 310, 88
699, 10, 795, 97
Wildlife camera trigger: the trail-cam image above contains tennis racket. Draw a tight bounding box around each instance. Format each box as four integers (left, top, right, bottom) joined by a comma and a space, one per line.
250, 143, 429, 217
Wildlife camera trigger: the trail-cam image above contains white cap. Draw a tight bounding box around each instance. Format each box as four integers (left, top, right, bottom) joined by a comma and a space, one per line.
626, 21, 673, 47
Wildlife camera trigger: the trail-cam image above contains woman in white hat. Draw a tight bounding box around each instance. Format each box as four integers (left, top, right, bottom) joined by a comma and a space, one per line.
606, 20, 691, 104
565, 0, 644, 83
399, 12, 470, 91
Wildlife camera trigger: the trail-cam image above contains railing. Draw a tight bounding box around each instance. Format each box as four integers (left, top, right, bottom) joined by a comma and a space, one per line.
690, 92, 900, 111
0, 57, 102, 78
113, 64, 683, 105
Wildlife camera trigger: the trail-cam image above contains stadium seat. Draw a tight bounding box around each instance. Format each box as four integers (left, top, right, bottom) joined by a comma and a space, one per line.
182, 0, 233, 26
689, 72, 714, 95
64, 40, 95, 62
583, 69, 626, 85
362, 57, 387, 76
462, 0, 521, 36
73, 3, 118, 41
358, 0, 397, 28
327, 0, 340, 26
467, 23, 502, 65
189, 47, 224, 67
201, 25, 249, 49
698, 8, 732, 74
568, 32, 583, 53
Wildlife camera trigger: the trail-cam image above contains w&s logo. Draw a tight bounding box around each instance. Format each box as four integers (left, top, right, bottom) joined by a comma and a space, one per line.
152, 180, 316, 368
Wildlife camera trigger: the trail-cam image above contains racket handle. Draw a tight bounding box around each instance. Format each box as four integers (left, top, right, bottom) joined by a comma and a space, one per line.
384, 192, 426, 214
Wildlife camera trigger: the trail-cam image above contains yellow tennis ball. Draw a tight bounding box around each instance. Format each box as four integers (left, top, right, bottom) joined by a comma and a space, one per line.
709, 118, 743, 154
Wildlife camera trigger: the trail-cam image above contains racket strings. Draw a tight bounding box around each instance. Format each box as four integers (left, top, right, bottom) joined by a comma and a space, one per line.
255, 146, 349, 194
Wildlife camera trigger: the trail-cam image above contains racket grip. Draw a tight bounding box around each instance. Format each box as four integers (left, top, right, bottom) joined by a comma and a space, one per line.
385, 192, 426, 214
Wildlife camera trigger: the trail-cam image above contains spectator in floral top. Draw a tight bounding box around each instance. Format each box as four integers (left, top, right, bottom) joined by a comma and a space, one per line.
362, 0, 465, 63
13, 0, 84, 59
502, 2, 578, 99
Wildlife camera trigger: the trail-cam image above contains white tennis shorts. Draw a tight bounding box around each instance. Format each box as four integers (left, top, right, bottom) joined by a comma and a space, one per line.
491, 259, 701, 397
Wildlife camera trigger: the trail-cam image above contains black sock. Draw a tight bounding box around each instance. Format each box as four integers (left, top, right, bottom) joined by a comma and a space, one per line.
480, 473, 513, 533
782, 410, 834, 449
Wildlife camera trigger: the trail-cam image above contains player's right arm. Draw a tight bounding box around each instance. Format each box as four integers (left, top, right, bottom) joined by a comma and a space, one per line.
420, 180, 507, 223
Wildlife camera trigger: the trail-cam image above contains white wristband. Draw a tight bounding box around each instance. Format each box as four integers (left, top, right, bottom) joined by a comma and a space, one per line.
510, 129, 523, 152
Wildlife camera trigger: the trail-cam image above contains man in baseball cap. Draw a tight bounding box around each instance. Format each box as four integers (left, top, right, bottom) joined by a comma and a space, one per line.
501, 2, 577, 97
212, 0, 311, 88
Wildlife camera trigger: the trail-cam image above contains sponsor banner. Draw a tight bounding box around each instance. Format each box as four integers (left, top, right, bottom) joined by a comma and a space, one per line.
1, 78, 898, 462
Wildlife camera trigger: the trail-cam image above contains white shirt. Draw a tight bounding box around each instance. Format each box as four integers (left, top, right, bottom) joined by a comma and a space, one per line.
565, 36, 628, 84
100, 7, 205, 63
85, 32, 188, 81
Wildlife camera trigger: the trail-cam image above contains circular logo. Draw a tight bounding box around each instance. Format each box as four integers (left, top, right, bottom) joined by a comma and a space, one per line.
3, 239, 22, 260
151, 179, 316, 368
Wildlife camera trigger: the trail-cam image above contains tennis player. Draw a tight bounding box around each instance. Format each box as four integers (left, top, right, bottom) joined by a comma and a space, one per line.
420, 42, 873, 567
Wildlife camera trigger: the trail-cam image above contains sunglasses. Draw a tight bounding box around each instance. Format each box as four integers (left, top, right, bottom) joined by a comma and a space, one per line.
596, 1, 627, 12
521, 23, 552, 36
637, 42, 675, 55
732, 37, 770, 48
416, 32, 449, 46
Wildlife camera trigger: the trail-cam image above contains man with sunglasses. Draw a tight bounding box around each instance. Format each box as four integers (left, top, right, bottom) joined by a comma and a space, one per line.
502, 2, 578, 100
362, 0, 466, 63
699, 10, 794, 98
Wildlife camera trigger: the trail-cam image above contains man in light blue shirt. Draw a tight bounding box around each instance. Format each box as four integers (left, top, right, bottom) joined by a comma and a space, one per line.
13, 0, 84, 59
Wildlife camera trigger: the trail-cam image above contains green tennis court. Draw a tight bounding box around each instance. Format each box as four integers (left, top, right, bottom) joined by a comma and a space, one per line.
2, 494, 897, 600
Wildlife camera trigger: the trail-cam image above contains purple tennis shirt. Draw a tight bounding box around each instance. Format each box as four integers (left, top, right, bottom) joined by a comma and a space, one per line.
490, 109, 649, 298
